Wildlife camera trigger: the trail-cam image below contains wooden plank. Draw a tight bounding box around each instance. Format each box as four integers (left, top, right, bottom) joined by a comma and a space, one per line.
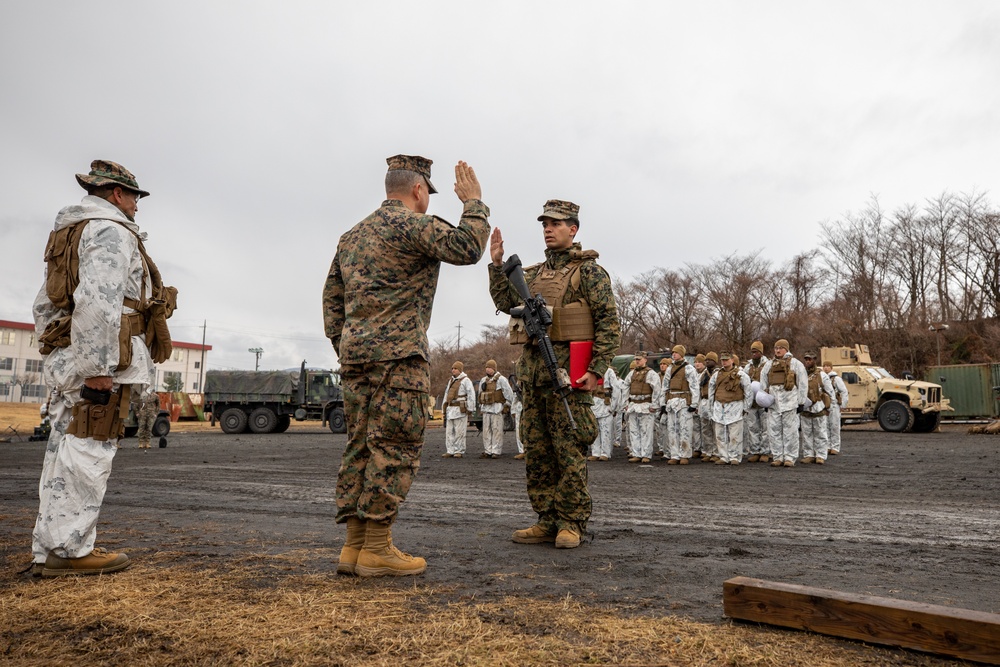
723, 576, 1000, 665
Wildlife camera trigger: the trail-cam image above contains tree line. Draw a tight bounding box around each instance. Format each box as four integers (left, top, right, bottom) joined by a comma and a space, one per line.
428, 189, 1000, 396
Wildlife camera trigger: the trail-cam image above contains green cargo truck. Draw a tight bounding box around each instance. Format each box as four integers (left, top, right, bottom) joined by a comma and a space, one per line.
204, 361, 346, 434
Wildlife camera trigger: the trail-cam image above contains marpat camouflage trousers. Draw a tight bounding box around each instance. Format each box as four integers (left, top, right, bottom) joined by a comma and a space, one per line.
137, 400, 157, 447
335, 356, 428, 525
520, 383, 597, 534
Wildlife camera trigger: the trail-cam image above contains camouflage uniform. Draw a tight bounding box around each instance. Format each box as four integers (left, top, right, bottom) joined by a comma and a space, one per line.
136, 391, 160, 448
489, 204, 621, 536
323, 157, 489, 525
30, 161, 158, 566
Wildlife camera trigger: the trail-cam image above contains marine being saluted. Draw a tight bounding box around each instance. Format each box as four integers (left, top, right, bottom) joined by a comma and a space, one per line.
323, 155, 489, 577
488, 200, 621, 549
31, 160, 176, 578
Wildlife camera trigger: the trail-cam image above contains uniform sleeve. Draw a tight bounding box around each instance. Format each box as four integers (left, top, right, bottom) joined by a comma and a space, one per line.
707, 372, 717, 405
463, 378, 476, 412
794, 360, 809, 404
409, 200, 490, 266
760, 360, 772, 391
835, 377, 849, 407
72, 223, 134, 378
741, 372, 753, 411
648, 371, 661, 408
579, 263, 621, 379
686, 366, 700, 410
500, 376, 515, 404
488, 263, 522, 314
322, 250, 345, 353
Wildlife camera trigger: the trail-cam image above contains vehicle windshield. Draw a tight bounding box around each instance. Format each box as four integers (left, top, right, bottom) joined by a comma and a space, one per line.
865, 367, 895, 380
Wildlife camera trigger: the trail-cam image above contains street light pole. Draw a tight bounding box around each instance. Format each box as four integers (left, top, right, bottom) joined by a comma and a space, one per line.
248, 347, 264, 371
928, 323, 948, 367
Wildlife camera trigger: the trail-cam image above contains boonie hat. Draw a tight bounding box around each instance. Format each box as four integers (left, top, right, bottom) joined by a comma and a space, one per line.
537, 199, 580, 222
76, 159, 150, 198
386, 154, 437, 194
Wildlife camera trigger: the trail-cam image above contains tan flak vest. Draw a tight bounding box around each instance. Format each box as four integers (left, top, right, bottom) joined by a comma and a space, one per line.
629, 366, 654, 402
699, 369, 715, 400
509, 249, 598, 345
446, 377, 468, 414
39, 218, 178, 370
714, 368, 744, 404
480, 374, 504, 405
745, 359, 764, 383
805, 369, 831, 417
667, 361, 693, 406
767, 357, 798, 391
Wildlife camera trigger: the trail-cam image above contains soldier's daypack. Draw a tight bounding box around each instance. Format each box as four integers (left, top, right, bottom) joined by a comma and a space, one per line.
39, 218, 177, 369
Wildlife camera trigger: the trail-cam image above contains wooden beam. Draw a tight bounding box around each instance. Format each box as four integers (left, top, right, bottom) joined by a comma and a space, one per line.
723, 576, 1000, 665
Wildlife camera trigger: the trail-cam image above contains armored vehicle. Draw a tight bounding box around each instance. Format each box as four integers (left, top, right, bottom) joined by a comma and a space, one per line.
821, 345, 951, 432
204, 361, 345, 435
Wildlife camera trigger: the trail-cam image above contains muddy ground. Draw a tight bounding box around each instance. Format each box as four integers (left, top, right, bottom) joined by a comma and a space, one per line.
2, 423, 998, 624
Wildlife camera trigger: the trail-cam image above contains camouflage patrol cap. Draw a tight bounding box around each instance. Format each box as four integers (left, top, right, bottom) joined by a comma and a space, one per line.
76, 159, 150, 197
802, 351, 818, 359
751, 341, 764, 353
719, 351, 732, 360
537, 199, 580, 223
634, 350, 648, 358
386, 154, 437, 194
705, 352, 719, 364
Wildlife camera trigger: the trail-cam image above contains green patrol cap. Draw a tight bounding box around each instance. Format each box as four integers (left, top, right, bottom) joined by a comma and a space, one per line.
386, 154, 437, 194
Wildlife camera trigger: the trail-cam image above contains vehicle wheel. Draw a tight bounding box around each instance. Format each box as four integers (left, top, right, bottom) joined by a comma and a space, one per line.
249, 407, 279, 434
328, 407, 347, 434
274, 415, 291, 433
152, 416, 171, 437
220, 407, 249, 434
911, 411, 941, 433
877, 399, 914, 432
123, 426, 139, 438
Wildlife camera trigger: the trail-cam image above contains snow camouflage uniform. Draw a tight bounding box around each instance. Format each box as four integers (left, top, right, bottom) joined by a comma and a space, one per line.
478, 367, 514, 457
743, 351, 770, 460
324, 166, 490, 526
624, 362, 660, 461
443, 367, 476, 456
588, 366, 619, 460
708, 361, 753, 464
661, 356, 700, 462
799, 361, 835, 463
826, 369, 849, 454
489, 221, 621, 537
761, 351, 808, 464
31, 161, 170, 567
136, 391, 160, 449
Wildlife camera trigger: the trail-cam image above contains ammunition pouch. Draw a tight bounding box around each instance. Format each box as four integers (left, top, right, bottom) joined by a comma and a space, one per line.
66, 385, 130, 441
39, 316, 72, 355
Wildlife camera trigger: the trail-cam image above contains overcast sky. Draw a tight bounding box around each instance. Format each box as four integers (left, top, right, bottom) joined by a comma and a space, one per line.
2, 2, 997, 372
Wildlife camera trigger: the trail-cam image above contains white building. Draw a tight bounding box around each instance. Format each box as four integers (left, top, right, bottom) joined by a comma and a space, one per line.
0, 319, 212, 402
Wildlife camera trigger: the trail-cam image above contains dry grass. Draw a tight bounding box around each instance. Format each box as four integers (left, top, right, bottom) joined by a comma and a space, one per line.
0, 514, 962, 667
0, 401, 43, 436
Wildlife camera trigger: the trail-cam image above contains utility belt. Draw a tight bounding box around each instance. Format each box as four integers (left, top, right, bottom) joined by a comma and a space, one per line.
448, 398, 468, 414
66, 385, 131, 442
802, 409, 829, 419
630, 395, 652, 403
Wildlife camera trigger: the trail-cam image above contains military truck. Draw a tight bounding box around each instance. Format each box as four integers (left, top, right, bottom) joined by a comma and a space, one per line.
204, 361, 345, 434
821, 345, 951, 433
122, 407, 171, 439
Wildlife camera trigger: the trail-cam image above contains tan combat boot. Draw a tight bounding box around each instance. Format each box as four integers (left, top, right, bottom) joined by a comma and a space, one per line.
555, 527, 582, 549
42, 547, 130, 577
512, 524, 556, 544
337, 517, 366, 576
355, 523, 426, 577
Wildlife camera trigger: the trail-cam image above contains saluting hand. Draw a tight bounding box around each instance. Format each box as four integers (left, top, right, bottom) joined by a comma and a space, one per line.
454, 161, 482, 203
490, 227, 505, 266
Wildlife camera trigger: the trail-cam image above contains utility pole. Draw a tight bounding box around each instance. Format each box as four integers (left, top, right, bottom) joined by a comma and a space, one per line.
198, 320, 207, 393
455, 322, 463, 350
248, 347, 264, 371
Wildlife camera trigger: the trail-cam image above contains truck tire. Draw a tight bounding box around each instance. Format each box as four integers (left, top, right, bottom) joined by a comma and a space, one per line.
877, 399, 914, 433
152, 416, 171, 437
911, 410, 942, 433
220, 408, 249, 434
274, 415, 291, 433
328, 407, 347, 434
249, 407, 279, 434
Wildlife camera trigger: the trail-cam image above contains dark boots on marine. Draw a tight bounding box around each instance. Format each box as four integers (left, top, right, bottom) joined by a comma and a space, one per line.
337, 517, 366, 575
355, 522, 426, 577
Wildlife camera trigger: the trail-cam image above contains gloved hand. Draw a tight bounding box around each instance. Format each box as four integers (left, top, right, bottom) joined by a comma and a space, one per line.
687, 406, 697, 413
796, 404, 804, 413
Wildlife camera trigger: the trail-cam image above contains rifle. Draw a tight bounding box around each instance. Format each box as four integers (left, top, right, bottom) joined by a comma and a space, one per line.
502, 254, 577, 430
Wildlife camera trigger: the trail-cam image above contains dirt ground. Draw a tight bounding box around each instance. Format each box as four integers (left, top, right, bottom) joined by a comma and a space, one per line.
2, 419, 998, 633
